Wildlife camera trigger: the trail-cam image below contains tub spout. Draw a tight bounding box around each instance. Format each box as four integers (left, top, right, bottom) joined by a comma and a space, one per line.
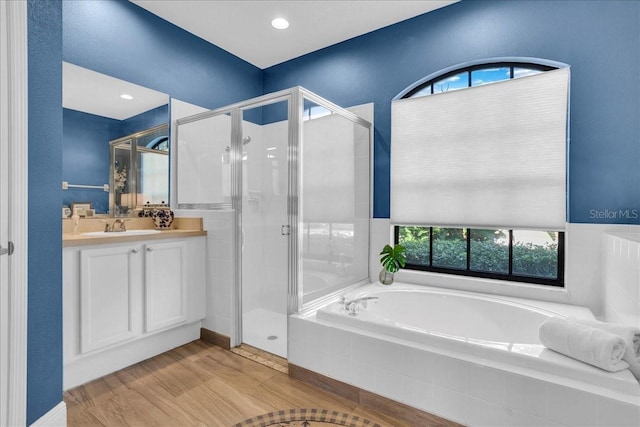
345, 296, 378, 316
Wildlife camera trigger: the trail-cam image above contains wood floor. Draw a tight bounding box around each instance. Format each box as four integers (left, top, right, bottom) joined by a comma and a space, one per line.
64, 340, 455, 426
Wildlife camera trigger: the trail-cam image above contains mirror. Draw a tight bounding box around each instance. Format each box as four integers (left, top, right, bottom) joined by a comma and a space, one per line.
110, 123, 169, 216
62, 62, 170, 216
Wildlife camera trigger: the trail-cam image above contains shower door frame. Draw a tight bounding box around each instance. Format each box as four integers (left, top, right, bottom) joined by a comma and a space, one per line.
235, 92, 292, 350
175, 87, 372, 349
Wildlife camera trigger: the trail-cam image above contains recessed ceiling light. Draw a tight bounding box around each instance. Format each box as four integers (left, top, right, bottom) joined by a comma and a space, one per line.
120, 93, 133, 100
271, 17, 289, 30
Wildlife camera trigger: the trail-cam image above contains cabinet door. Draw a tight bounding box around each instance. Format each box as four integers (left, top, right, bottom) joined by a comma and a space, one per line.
144, 240, 187, 333
80, 246, 141, 353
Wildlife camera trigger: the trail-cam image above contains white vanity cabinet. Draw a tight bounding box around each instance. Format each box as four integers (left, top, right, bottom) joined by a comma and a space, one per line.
79, 245, 142, 353
63, 236, 206, 389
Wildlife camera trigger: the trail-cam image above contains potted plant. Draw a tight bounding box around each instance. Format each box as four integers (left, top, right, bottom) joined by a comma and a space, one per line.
379, 244, 406, 285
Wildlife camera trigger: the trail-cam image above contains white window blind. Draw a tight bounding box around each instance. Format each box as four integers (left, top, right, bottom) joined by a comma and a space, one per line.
391, 67, 569, 230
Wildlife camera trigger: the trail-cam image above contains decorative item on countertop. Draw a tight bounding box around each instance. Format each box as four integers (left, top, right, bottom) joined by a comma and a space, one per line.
379, 243, 406, 285
139, 201, 174, 229
138, 201, 154, 218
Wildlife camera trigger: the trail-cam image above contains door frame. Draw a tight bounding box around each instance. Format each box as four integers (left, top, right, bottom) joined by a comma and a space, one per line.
0, 1, 28, 425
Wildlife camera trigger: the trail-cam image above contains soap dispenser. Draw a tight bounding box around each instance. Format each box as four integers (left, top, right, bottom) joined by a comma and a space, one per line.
71, 210, 80, 234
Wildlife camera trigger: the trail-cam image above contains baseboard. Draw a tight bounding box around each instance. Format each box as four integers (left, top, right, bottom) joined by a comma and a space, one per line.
30, 401, 67, 427
200, 327, 231, 349
289, 364, 459, 427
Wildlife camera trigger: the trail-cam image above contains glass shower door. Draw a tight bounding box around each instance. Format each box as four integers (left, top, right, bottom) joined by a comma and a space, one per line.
240, 99, 289, 357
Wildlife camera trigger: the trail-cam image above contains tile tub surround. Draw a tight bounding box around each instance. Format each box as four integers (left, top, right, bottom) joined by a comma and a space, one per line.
603, 233, 640, 327
289, 311, 640, 427
370, 220, 640, 319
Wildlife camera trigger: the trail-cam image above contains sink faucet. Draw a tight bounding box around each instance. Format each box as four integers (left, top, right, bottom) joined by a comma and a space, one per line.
112, 219, 127, 232
101, 219, 128, 232
344, 296, 378, 316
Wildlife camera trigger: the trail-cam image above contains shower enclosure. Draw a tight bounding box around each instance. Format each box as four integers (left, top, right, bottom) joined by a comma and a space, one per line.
174, 88, 371, 358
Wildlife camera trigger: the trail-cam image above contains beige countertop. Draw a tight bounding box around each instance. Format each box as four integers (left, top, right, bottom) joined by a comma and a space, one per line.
63, 217, 207, 247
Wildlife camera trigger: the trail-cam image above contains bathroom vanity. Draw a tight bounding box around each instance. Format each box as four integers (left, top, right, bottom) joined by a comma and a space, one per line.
62, 217, 207, 389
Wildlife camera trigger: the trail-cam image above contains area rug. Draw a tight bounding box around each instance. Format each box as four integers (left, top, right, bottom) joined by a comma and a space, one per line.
233, 408, 382, 427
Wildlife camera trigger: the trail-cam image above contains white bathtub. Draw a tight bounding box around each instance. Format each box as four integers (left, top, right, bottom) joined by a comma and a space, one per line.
290, 282, 640, 426
317, 283, 638, 396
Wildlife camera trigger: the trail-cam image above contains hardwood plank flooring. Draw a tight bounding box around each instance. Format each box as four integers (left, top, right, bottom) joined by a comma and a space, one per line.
64, 340, 459, 426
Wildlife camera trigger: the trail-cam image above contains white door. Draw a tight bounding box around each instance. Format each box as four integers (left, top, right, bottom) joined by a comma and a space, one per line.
0, 1, 28, 424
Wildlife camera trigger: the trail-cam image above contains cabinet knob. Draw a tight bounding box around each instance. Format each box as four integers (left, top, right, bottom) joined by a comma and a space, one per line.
131, 249, 138, 254
146, 247, 153, 252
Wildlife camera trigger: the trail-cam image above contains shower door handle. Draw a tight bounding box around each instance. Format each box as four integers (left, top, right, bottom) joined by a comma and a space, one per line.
281, 225, 290, 236
0, 242, 14, 256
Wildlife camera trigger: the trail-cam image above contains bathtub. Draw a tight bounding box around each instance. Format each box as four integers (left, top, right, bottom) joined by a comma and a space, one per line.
290, 282, 640, 426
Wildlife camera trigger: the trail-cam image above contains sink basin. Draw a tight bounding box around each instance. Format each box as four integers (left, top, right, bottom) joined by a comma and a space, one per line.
82, 230, 162, 237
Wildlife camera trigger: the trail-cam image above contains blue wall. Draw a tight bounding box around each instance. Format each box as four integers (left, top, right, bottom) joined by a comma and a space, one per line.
119, 104, 168, 138
27, 0, 63, 423
263, 0, 640, 222
62, 109, 119, 213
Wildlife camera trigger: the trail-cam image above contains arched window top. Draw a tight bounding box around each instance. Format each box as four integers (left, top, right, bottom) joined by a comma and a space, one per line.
394, 57, 569, 100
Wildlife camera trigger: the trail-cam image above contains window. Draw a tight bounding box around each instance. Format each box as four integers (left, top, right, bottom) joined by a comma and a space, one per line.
396, 226, 564, 286
404, 62, 553, 98
392, 60, 568, 287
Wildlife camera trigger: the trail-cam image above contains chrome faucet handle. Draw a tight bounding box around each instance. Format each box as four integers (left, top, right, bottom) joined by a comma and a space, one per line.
99, 219, 111, 232
344, 296, 378, 313
348, 302, 360, 316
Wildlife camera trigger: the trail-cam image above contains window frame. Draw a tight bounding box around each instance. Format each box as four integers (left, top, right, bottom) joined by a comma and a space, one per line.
403, 61, 556, 98
394, 226, 565, 287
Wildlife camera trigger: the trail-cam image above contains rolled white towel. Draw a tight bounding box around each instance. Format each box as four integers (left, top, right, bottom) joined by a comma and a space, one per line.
539, 317, 629, 372
572, 318, 640, 380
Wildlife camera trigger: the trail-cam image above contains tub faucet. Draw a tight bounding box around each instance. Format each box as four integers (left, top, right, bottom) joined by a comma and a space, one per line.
344, 296, 378, 316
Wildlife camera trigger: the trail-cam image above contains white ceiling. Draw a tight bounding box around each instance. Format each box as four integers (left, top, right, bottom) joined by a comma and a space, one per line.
63, 1, 458, 119
63, 62, 169, 120
131, 0, 459, 69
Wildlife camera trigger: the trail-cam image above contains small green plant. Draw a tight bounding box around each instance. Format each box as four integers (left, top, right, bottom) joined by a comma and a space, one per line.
379, 244, 407, 273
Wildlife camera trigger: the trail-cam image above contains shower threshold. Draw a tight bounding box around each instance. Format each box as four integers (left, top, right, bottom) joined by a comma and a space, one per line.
230, 344, 288, 374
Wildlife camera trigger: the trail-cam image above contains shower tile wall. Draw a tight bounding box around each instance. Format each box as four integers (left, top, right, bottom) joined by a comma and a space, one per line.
242, 119, 288, 317
241, 117, 288, 357
174, 209, 235, 338
171, 98, 236, 340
